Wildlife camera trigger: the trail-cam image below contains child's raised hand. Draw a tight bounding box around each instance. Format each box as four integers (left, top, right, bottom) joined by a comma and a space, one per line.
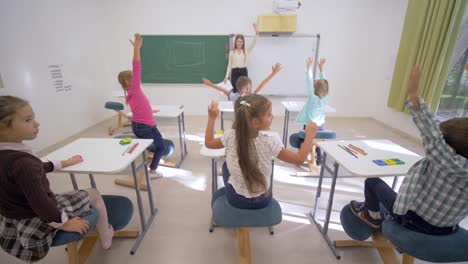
318, 58, 326, 72
60, 217, 89, 235
129, 33, 143, 49
272, 63, 283, 74
407, 65, 421, 98
208, 100, 219, 119
306, 57, 313, 70
305, 121, 318, 137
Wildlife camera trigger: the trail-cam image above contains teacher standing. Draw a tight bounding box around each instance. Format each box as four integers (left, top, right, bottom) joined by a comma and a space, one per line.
224, 23, 259, 93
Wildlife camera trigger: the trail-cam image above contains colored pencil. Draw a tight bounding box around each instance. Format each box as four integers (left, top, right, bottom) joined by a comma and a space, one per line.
338, 144, 358, 158
122, 145, 132, 156
348, 144, 367, 155
128, 142, 139, 154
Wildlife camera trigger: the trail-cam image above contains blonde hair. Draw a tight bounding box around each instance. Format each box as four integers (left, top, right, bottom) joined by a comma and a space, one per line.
0, 96, 29, 129
314, 79, 329, 98
236, 76, 252, 93
233, 94, 272, 194
118, 70, 132, 103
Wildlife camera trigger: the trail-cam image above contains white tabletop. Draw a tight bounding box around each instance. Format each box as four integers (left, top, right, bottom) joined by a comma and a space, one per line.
44, 138, 153, 174
317, 139, 422, 177
282, 101, 336, 113
218, 101, 234, 112
126, 104, 184, 118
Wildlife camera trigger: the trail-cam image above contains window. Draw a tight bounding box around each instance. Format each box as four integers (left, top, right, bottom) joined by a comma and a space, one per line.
436, 7, 468, 120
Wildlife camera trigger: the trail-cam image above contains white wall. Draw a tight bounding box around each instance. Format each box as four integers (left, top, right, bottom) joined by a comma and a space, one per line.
102, 0, 418, 132
0, 0, 420, 152
0, 0, 115, 151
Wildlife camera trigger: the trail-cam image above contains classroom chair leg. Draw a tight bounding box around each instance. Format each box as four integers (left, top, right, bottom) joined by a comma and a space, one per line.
268, 226, 274, 235
67, 242, 79, 264
209, 216, 215, 232
114, 171, 149, 191
237, 227, 252, 264
402, 254, 414, 264
372, 231, 400, 264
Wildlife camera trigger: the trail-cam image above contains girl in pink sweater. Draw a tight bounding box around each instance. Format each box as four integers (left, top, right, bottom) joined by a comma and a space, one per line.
118, 33, 166, 178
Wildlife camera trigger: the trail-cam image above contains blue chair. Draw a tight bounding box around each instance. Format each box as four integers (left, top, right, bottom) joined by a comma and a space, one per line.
52, 195, 134, 263
337, 204, 468, 263
383, 219, 468, 263
105, 101, 131, 136
211, 188, 282, 263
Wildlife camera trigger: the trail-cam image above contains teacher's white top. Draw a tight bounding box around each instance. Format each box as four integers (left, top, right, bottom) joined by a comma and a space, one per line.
317, 139, 422, 177
44, 138, 153, 174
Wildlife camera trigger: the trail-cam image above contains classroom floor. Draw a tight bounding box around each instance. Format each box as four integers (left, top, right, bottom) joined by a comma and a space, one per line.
2, 115, 466, 264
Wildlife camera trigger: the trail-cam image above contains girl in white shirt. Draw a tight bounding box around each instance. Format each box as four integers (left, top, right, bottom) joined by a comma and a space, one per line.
205, 94, 318, 209
224, 23, 258, 93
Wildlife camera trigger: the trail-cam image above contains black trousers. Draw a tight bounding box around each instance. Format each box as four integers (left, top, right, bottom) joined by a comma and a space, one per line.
231, 67, 248, 93
364, 178, 457, 235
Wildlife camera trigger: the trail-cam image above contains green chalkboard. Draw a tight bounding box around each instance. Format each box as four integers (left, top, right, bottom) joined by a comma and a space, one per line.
141, 35, 230, 84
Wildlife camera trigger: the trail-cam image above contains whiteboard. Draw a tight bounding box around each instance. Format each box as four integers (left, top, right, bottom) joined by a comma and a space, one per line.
240, 35, 320, 96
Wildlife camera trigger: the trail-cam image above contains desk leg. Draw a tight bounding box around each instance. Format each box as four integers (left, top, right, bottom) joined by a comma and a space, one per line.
88, 174, 97, 189
70, 173, 78, 190
312, 153, 327, 217
391, 176, 399, 190
129, 158, 157, 255
177, 113, 187, 168
310, 157, 341, 259
221, 112, 224, 131
181, 112, 187, 156
282, 109, 289, 146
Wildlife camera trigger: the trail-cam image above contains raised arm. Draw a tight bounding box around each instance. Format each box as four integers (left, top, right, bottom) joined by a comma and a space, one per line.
305, 57, 317, 97
277, 121, 318, 164
202, 78, 230, 96
317, 58, 327, 79
205, 101, 224, 149
255, 63, 282, 94
246, 23, 258, 53
406, 65, 465, 169
129, 33, 143, 92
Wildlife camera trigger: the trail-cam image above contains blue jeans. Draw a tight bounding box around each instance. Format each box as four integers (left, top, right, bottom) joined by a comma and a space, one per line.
131, 122, 165, 171
222, 162, 271, 209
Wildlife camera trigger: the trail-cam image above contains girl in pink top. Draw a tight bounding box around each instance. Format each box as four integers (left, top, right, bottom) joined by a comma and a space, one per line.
118, 33, 165, 178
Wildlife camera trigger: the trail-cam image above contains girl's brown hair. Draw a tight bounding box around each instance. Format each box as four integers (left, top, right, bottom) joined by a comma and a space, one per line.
439, 117, 468, 159
233, 94, 272, 194
0, 96, 29, 129
118, 70, 132, 103
235, 76, 252, 93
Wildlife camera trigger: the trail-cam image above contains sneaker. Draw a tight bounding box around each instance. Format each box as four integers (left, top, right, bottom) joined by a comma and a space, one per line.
148, 169, 163, 179
349, 200, 383, 229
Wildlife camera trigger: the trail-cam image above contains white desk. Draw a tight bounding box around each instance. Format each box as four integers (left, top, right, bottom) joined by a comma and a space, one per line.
281, 101, 336, 146
44, 138, 156, 255
311, 139, 422, 259
218, 101, 234, 131
127, 104, 188, 167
